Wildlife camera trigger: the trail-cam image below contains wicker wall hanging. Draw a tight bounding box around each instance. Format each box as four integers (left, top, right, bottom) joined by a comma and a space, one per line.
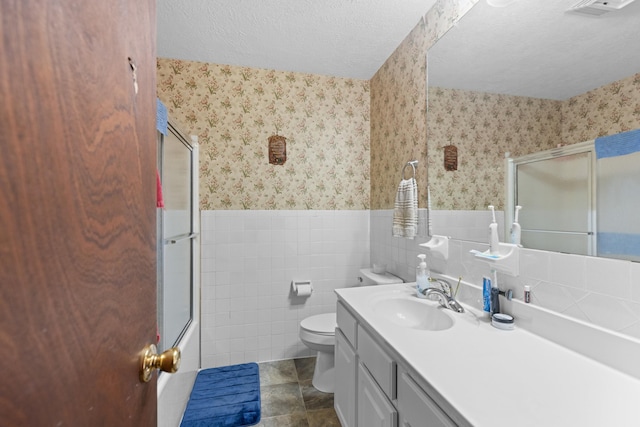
268, 135, 287, 165
444, 144, 458, 171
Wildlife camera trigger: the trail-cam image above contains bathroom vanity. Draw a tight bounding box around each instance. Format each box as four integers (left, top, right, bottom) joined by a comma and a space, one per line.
335, 299, 457, 427
335, 283, 640, 427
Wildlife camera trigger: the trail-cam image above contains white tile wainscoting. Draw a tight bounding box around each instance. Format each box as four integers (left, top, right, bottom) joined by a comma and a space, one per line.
200, 210, 370, 368
371, 209, 640, 340
200, 208, 640, 370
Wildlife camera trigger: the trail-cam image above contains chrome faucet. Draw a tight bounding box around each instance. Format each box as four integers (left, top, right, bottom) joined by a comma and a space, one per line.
429, 277, 451, 295
422, 287, 465, 313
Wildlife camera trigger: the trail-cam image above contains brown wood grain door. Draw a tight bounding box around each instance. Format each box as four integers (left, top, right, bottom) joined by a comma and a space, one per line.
0, 1, 158, 425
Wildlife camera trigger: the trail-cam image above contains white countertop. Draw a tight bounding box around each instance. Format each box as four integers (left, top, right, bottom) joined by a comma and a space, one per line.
336, 283, 640, 427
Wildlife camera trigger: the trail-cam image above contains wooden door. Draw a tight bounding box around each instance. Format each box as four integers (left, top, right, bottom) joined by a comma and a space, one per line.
0, 0, 157, 425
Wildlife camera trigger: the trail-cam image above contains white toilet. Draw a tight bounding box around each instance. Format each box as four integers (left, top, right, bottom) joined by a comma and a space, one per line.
299, 268, 403, 393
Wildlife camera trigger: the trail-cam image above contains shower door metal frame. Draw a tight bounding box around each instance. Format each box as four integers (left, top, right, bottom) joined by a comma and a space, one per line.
157, 122, 198, 353
505, 140, 597, 256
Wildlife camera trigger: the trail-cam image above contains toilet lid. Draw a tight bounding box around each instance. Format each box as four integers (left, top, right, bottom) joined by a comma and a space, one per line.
300, 313, 336, 335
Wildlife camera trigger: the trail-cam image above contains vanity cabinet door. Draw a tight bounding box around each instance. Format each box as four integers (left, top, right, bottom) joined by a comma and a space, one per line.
358, 362, 398, 427
358, 324, 396, 399
337, 300, 358, 347
335, 329, 357, 427
398, 371, 456, 427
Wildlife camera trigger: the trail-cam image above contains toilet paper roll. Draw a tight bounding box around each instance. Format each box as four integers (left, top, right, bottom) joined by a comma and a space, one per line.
295, 284, 313, 296
292, 280, 313, 297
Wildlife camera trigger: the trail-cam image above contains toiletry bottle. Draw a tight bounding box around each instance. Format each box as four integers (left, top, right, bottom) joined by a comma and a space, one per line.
416, 254, 430, 299
482, 276, 491, 315
510, 205, 522, 245
488, 205, 499, 255
490, 269, 500, 315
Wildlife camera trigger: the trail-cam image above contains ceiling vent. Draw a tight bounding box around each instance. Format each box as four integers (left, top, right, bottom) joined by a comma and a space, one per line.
568, 0, 638, 16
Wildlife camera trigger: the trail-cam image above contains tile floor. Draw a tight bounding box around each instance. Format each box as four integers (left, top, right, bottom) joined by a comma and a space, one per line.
256, 357, 341, 427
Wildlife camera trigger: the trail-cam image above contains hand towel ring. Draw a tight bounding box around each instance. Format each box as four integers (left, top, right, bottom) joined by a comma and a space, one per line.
402, 160, 418, 180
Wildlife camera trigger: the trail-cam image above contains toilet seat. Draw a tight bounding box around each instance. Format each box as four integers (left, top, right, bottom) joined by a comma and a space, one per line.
300, 313, 336, 336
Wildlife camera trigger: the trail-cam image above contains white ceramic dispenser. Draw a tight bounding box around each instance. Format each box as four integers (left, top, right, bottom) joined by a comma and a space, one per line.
488, 205, 500, 255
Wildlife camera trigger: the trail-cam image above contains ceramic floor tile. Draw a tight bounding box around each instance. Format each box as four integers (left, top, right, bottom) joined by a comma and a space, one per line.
306, 408, 341, 427
259, 359, 299, 386
294, 356, 316, 382
255, 357, 335, 426
256, 412, 310, 427
260, 382, 306, 418
300, 379, 334, 411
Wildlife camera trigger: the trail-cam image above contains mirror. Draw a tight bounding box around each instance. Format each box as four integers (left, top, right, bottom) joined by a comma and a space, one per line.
426, 0, 640, 259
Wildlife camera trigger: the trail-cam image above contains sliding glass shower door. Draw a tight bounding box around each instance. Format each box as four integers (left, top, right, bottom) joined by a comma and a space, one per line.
157, 123, 196, 352
507, 141, 596, 256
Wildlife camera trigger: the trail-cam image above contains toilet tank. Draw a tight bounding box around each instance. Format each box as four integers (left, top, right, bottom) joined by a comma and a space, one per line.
358, 268, 403, 286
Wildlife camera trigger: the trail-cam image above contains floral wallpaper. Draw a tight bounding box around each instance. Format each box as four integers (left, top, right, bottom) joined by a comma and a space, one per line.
427, 89, 561, 210
371, 0, 639, 212
157, 0, 638, 213
370, 0, 478, 210
370, 19, 428, 210
562, 72, 640, 144
426, 72, 640, 211
156, 59, 370, 210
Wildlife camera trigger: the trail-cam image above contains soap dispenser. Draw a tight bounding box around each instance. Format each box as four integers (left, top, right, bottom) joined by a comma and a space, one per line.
416, 254, 430, 299
488, 205, 499, 255
510, 205, 522, 245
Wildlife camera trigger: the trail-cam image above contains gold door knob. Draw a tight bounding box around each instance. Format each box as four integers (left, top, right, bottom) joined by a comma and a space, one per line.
139, 344, 181, 382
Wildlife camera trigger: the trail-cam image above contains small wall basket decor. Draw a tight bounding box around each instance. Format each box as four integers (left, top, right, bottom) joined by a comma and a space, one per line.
444, 144, 458, 171
268, 135, 287, 165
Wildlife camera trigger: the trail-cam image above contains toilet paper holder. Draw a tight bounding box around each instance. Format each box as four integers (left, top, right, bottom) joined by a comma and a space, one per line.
291, 280, 313, 296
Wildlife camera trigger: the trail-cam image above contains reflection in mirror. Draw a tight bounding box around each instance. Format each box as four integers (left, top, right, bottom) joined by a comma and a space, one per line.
426, 0, 640, 255
507, 132, 640, 262
506, 141, 596, 256
595, 133, 640, 262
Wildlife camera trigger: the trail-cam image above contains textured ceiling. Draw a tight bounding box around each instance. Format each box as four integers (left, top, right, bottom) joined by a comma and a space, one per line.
157, 0, 438, 80
428, 0, 640, 100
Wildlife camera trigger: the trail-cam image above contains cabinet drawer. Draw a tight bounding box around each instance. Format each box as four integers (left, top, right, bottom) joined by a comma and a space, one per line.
358, 324, 396, 400
337, 300, 358, 348
398, 371, 456, 427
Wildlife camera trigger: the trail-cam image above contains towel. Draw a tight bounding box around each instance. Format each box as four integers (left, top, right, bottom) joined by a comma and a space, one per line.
597, 232, 640, 261
595, 128, 640, 159
392, 177, 418, 239
157, 98, 168, 135
156, 169, 164, 208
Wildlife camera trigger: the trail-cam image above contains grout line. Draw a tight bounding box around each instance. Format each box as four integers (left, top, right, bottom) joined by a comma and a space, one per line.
258, 357, 338, 426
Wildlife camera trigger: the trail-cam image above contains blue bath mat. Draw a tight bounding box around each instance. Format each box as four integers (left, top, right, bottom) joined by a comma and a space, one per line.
180, 363, 261, 427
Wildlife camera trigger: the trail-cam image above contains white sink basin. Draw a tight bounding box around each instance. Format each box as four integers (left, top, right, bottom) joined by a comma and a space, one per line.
373, 298, 454, 331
